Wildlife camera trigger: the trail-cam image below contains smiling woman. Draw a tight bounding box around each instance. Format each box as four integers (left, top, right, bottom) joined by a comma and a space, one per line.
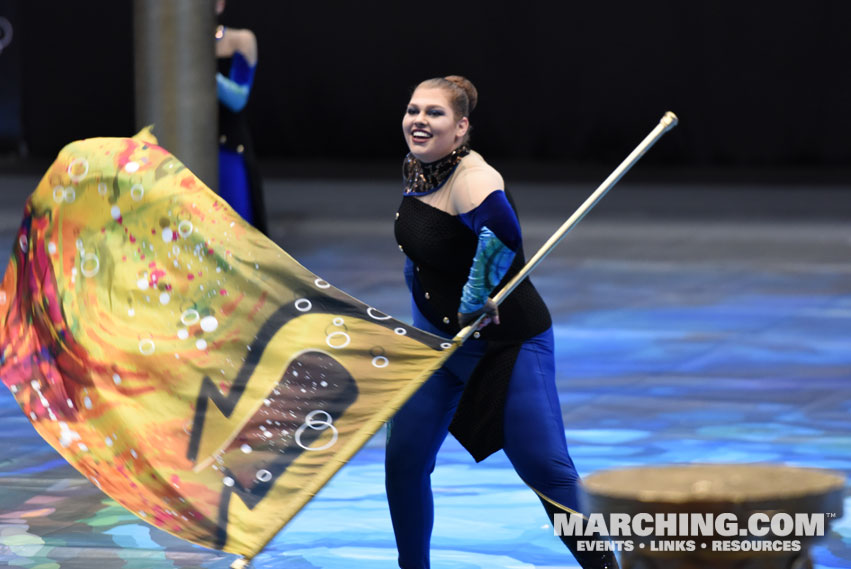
386, 76, 620, 569
402, 76, 474, 163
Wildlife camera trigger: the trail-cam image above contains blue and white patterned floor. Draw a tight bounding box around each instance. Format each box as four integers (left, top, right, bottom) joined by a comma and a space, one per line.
1, 179, 849, 568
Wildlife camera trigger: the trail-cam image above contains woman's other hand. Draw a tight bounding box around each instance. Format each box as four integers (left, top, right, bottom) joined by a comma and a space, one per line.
458, 298, 499, 329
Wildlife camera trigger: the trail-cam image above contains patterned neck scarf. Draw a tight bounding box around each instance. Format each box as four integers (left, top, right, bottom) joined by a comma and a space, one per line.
402, 145, 471, 196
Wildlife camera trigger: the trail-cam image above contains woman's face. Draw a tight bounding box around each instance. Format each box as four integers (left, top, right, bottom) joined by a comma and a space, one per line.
402, 87, 469, 163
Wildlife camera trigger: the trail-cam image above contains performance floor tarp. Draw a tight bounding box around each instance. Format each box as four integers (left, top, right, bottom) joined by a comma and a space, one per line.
1, 176, 849, 568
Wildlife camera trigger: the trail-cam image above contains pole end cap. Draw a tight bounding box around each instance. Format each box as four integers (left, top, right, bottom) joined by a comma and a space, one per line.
661, 111, 679, 131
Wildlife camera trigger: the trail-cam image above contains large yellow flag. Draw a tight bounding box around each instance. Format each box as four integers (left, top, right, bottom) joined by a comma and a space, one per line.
0, 130, 455, 560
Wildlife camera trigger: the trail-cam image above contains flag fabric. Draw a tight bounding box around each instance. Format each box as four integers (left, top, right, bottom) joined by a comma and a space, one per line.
0, 129, 456, 559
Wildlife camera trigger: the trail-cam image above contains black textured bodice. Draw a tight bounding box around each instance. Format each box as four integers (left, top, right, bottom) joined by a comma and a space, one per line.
394, 195, 551, 341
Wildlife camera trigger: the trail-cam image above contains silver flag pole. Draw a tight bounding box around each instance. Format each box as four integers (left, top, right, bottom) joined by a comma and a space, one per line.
454, 111, 679, 344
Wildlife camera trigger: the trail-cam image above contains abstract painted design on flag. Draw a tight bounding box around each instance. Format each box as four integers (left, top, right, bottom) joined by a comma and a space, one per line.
0, 129, 455, 559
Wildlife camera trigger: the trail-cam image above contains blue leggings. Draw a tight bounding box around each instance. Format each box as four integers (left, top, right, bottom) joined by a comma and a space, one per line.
385, 307, 583, 569
218, 147, 255, 224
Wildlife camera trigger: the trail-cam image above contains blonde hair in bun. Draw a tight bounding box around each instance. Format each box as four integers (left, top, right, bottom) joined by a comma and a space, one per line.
415, 75, 477, 144
416, 75, 478, 120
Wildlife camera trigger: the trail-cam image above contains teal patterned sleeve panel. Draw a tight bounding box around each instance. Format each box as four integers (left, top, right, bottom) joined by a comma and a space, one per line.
217, 73, 251, 112
459, 226, 516, 314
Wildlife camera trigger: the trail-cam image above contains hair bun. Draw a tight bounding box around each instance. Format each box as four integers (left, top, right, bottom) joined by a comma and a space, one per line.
444, 75, 478, 113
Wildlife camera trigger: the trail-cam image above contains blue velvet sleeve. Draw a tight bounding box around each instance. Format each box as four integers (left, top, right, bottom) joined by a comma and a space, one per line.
217, 52, 256, 112
457, 191, 521, 314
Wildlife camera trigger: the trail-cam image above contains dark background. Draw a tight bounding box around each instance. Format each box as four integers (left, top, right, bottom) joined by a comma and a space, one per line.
1, 0, 850, 180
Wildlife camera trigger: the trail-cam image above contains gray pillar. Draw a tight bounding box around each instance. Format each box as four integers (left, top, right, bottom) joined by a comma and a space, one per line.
133, 0, 218, 191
